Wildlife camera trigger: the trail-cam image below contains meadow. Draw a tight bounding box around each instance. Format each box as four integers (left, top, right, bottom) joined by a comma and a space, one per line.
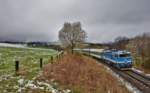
0, 46, 58, 93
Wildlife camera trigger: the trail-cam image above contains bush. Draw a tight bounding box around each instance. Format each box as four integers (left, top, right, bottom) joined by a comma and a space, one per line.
142, 58, 150, 69
42, 53, 129, 93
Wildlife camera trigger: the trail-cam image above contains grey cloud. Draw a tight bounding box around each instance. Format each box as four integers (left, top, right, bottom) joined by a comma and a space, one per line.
84, 0, 150, 25
0, 0, 150, 42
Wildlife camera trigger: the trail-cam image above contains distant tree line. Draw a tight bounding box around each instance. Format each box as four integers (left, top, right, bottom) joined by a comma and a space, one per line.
0, 41, 25, 44
82, 42, 107, 49
108, 36, 130, 50
27, 42, 63, 50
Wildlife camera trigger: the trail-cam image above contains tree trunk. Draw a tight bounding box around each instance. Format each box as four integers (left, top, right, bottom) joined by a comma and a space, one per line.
71, 45, 74, 54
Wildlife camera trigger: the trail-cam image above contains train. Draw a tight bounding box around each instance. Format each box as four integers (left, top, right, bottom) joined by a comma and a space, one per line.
74, 48, 132, 69
101, 49, 132, 69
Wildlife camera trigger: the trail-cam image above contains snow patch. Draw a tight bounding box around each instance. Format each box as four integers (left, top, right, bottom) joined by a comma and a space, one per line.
147, 74, 150, 77
132, 68, 150, 77
0, 43, 55, 52
132, 68, 143, 73
16, 77, 71, 93
18, 79, 25, 86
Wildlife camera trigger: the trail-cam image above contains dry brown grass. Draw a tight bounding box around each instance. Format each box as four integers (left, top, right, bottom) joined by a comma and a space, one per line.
16, 67, 28, 76
24, 89, 51, 93
41, 52, 129, 93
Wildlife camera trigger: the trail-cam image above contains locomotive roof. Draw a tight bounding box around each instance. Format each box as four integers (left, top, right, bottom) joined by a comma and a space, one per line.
104, 50, 131, 55
114, 50, 130, 54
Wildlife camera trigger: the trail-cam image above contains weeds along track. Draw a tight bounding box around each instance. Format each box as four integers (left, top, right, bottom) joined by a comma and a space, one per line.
81, 52, 150, 93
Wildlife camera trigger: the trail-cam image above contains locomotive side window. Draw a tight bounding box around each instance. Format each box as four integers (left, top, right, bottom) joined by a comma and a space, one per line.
119, 54, 130, 57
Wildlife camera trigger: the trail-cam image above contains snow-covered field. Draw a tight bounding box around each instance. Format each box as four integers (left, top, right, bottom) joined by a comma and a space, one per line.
0, 43, 26, 48
0, 45, 61, 93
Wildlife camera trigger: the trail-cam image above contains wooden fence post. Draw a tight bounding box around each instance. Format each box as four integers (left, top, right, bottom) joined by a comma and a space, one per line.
89, 47, 91, 56
51, 56, 53, 64
40, 58, 43, 69
60, 52, 63, 58
59, 54, 60, 59
57, 55, 59, 60
15, 61, 19, 72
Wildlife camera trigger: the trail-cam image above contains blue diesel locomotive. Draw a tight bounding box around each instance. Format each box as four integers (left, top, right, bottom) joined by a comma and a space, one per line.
101, 50, 132, 69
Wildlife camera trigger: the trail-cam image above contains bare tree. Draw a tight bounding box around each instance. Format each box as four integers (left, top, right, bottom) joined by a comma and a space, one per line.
59, 22, 87, 53
125, 32, 150, 68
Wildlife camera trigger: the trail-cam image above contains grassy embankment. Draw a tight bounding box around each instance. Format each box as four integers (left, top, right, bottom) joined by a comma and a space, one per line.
0, 47, 57, 93
40, 52, 129, 93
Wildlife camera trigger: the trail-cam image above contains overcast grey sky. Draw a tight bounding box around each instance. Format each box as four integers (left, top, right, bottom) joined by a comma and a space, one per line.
0, 0, 150, 42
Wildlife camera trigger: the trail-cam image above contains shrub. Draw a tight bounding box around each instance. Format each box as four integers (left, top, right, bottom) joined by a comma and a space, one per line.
142, 58, 150, 69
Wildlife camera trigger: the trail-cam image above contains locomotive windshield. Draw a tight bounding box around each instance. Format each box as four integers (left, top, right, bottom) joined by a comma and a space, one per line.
119, 54, 130, 57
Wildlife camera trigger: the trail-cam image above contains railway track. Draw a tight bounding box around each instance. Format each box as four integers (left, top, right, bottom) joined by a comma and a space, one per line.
113, 69, 150, 93
82, 52, 150, 93
123, 70, 150, 93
